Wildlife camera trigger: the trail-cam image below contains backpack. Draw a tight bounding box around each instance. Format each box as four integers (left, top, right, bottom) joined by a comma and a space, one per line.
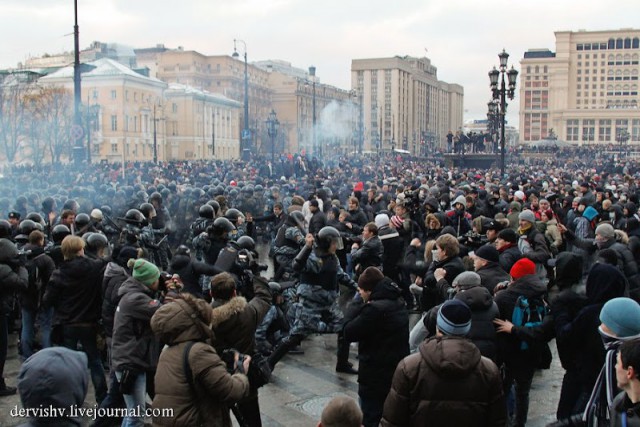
511, 295, 548, 350
24, 253, 43, 295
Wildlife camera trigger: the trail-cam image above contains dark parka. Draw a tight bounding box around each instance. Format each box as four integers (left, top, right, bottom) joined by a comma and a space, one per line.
425, 286, 500, 363
210, 276, 272, 355
378, 226, 404, 283
343, 278, 409, 395
0, 238, 28, 315
151, 297, 250, 427
351, 235, 384, 273
110, 277, 162, 372
168, 253, 220, 299
381, 336, 506, 427
43, 256, 107, 326
18, 244, 55, 312
420, 255, 465, 311
101, 261, 130, 338
497, 243, 522, 276
476, 262, 511, 294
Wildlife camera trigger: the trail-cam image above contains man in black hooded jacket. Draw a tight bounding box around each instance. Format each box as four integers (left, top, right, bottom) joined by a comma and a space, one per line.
343, 267, 409, 427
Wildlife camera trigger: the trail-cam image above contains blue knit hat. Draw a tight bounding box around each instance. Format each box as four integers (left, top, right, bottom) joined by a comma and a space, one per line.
599, 297, 640, 337
437, 300, 471, 336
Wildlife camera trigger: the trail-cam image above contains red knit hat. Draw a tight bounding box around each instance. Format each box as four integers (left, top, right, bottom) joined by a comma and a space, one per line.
510, 258, 536, 279
354, 181, 364, 192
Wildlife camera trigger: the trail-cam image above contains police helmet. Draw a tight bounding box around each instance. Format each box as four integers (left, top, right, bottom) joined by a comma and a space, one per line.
198, 204, 215, 219
175, 245, 191, 256
237, 236, 255, 251
18, 219, 39, 236
206, 200, 221, 215
75, 213, 91, 230
135, 190, 148, 203
212, 217, 235, 233
0, 220, 11, 239
225, 208, 245, 224
100, 205, 113, 216
288, 211, 305, 228
139, 203, 156, 219
52, 224, 71, 244
316, 226, 341, 251
123, 209, 146, 225
149, 192, 162, 203
26, 212, 45, 227
86, 233, 109, 251
254, 184, 264, 193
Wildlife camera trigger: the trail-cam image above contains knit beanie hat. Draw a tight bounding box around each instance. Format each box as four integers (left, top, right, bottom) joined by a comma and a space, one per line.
595, 223, 615, 240
357, 266, 384, 292
518, 209, 536, 224
497, 228, 518, 244
452, 271, 481, 289
390, 215, 404, 228
437, 299, 472, 336
375, 213, 390, 228
510, 258, 536, 280
128, 258, 160, 287
473, 245, 499, 264
599, 297, 640, 337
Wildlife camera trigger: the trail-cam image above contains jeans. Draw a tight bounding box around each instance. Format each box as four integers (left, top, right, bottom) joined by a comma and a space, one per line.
93, 369, 126, 427
503, 364, 535, 427
21, 306, 53, 359
359, 387, 387, 427
115, 370, 146, 427
62, 324, 108, 404
408, 314, 428, 353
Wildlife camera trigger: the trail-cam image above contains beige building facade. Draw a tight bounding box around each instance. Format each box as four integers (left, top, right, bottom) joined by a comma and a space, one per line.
519, 29, 640, 145
38, 58, 241, 163
351, 56, 464, 155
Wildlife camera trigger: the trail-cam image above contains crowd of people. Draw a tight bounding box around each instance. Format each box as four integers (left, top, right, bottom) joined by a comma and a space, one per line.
0, 149, 640, 426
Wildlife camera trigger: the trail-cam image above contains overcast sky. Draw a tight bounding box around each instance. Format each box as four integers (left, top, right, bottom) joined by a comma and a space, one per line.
2, 0, 639, 127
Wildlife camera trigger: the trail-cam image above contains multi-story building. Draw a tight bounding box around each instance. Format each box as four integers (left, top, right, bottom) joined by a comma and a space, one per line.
520, 29, 640, 146
351, 56, 464, 154
256, 60, 354, 156
135, 47, 272, 154
24, 41, 137, 69
38, 58, 241, 162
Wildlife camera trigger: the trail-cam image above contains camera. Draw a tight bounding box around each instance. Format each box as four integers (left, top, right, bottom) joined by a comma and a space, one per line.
457, 231, 488, 249
221, 348, 247, 374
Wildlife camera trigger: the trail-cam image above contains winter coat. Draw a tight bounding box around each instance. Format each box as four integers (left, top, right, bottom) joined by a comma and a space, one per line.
351, 235, 384, 274
497, 243, 522, 275
18, 244, 55, 312
420, 256, 465, 311
476, 262, 511, 294
308, 210, 327, 235
110, 277, 162, 372
343, 278, 409, 395
168, 254, 219, 299
101, 262, 130, 338
378, 226, 404, 282
43, 256, 107, 326
425, 286, 500, 362
210, 276, 271, 355
381, 336, 506, 427
544, 219, 563, 251
0, 260, 28, 315
493, 274, 550, 368
151, 298, 250, 427
518, 226, 551, 267
347, 208, 369, 228
553, 263, 626, 395
610, 391, 640, 427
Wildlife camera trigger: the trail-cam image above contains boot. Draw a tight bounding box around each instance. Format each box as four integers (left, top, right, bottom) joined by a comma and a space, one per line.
0, 378, 16, 397
268, 334, 303, 369
335, 333, 358, 375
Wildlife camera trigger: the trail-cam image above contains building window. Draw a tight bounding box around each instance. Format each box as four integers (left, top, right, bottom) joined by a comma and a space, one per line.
609, 38, 615, 49
632, 119, 640, 142
566, 119, 579, 141
111, 90, 117, 100
111, 143, 118, 153
172, 103, 178, 113
111, 115, 117, 131
599, 119, 612, 141
583, 119, 595, 141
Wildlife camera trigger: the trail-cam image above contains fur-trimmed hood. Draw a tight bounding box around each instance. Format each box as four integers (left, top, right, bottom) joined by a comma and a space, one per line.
211, 296, 248, 328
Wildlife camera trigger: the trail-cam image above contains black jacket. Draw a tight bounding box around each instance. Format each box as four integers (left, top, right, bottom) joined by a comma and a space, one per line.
494, 274, 549, 368
0, 263, 28, 315
497, 243, 522, 275
351, 235, 383, 274
420, 256, 465, 311
43, 256, 107, 326
308, 210, 327, 236
168, 254, 220, 299
476, 262, 511, 294
343, 278, 409, 394
101, 262, 130, 338
379, 226, 404, 283
19, 244, 55, 312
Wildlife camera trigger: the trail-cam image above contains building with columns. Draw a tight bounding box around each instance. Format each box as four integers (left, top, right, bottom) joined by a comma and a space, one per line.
351, 56, 464, 155
519, 29, 640, 146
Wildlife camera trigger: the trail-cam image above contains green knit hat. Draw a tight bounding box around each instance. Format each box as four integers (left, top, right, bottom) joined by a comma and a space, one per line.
128, 258, 160, 287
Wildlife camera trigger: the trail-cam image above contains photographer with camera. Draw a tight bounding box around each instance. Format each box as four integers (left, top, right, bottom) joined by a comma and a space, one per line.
151, 293, 251, 426
210, 270, 272, 426
0, 238, 28, 396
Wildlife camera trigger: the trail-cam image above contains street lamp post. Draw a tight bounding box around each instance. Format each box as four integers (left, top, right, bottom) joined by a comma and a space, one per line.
308, 66, 317, 157
72, 0, 84, 165
232, 39, 250, 161
266, 109, 279, 164
489, 49, 518, 177
617, 129, 630, 158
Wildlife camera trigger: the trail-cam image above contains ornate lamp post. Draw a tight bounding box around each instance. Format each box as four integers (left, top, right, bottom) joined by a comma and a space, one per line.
232, 39, 250, 161
266, 109, 279, 164
489, 49, 518, 177
617, 129, 630, 158
309, 66, 317, 157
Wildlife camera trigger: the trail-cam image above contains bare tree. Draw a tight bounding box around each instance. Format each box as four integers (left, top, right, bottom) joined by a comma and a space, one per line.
31, 86, 74, 164
0, 77, 31, 162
